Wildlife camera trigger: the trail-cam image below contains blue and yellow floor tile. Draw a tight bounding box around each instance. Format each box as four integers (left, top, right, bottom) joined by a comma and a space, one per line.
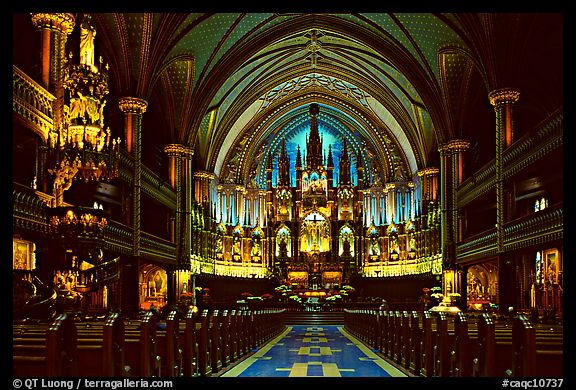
221, 325, 407, 377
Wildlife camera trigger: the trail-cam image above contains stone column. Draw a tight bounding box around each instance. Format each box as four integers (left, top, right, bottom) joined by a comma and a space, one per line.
489, 88, 520, 313
416, 167, 439, 216
164, 144, 194, 269
489, 88, 520, 252
30, 13, 75, 92
118, 97, 146, 317
439, 141, 469, 265
118, 97, 147, 256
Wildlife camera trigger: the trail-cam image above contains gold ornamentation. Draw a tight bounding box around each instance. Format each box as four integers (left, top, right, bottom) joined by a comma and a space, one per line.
118, 97, 148, 114
488, 88, 520, 106
193, 171, 215, 179
417, 167, 439, 177
164, 144, 194, 157
46, 15, 121, 206
30, 13, 75, 35
439, 139, 470, 153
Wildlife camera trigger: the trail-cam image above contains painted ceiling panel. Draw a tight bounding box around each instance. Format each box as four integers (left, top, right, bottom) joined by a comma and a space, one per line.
440, 50, 473, 135
393, 13, 466, 81
354, 13, 426, 70
172, 13, 241, 84
208, 13, 275, 74
123, 13, 146, 79
85, 12, 507, 184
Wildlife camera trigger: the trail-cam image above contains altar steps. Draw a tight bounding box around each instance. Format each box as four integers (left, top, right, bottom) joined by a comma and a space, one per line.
284, 311, 345, 325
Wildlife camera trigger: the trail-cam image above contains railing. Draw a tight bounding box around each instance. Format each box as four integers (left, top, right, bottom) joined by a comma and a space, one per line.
13, 65, 55, 140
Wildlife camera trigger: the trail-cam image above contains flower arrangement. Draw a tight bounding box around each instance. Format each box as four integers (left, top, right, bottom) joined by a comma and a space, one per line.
275, 285, 291, 293
431, 292, 444, 300
288, 295, 302, 303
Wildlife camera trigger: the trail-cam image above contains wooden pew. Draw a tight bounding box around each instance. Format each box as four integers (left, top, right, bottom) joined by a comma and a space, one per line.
401, 311, 411, 368
196, 309, 212, 377
183, 308, 200, 377
450, 311, 471, 377
419, 311, 434, 377
409, 311, 422, 375
161, 309, 184, 377
13, 322, 53, 377
228, 309, 239, 363
123, 312, 161, 377
219, 309, 230, 368
102, 312, 126, 376
209, 309, 223, 373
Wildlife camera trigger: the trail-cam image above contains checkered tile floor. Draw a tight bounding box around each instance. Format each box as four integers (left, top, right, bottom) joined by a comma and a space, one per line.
220, 325, 407, 377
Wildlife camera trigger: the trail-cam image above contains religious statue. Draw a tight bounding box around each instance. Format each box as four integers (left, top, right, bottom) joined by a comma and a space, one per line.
215, 235, 223, 253
342, 237, 351, 256
80, 15, 98, 72
370, 236, 380, 256
252, 241, 261, 257
279, 237, 288, 257
233, 236, 241, 255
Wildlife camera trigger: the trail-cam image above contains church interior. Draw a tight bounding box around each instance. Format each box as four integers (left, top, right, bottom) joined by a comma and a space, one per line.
11, 12, 564, 379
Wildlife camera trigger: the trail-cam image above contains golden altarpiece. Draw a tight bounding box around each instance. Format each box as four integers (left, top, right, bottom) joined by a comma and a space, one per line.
212, 103, 443, 291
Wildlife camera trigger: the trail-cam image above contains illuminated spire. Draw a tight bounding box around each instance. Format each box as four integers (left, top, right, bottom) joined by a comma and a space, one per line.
306, 103, 323, 170
296, 144, 302, 168
278, 138, 290, 186
339, 139, 351, 185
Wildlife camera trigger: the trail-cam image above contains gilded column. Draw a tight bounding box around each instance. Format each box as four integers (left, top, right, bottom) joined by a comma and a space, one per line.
119, 97, 148, 257
193, 170, 214, 263
438, 144, 453, 295
416, 167, 439, 215
194, 171, 215, 207
30, 13, 75, 193
30, 13, 75, 92
489, 88, 520, 253
181, 147, 194, 267
439, 141, 469, 259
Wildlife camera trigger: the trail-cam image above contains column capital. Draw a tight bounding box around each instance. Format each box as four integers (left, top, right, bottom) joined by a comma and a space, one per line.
31, 13, 75, 35
416, 167, 439, 177
488, 88, 520, 107
193, 170, 215, 180
385, 183, 397, 191
118, 97, 148, 114
164, 143, 194, 157
439, 139, 470, 153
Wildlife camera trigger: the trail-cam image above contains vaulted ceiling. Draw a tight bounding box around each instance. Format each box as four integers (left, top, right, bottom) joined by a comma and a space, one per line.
13, 12, 563, 186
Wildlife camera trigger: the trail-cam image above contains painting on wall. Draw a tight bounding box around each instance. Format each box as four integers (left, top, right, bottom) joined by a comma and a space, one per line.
13, 238, 34, 270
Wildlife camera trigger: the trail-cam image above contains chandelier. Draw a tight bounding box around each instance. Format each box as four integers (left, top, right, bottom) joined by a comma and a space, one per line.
47, 14, 121, 206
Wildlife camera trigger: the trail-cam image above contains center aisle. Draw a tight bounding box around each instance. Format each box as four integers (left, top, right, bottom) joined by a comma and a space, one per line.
220, 325, 408, 378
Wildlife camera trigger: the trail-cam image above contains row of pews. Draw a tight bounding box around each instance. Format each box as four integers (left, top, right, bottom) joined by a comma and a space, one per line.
344, 310, 563, 377
13, 308, 286, 377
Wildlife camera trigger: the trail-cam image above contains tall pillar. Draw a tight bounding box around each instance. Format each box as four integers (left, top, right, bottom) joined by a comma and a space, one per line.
165, 144, 194, 268
489, 88, 520, 312
30, 13, 75, 92
439, 140, 469, 296
118, 97, 147, 257
193, 170, 213, 264
489, 88, 520, 252
416, 167, 439, 215
30, 13, 75, 192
